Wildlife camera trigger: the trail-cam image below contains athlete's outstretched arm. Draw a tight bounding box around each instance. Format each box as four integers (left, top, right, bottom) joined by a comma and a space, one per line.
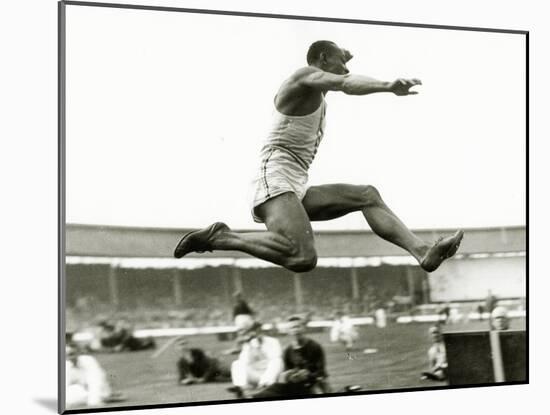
300, 68, 421, 96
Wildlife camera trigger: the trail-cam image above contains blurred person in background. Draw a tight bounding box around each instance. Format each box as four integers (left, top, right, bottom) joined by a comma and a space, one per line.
485, 290, 498, 314
223, 293, 256, 355
175, 338, 231, 385
97, 319, 156, 352
438, 303, 451, 324
65, 333, 126, 409
421, 325, 447, 381
476, 303, 485, 321
330, 311, 358, 351
490, 306, 510, 331
448, 307, 463, 324
233, 291, 255, 325
254, 315, 331, 397
374, 306, 387, 328
228, 321, 283, 398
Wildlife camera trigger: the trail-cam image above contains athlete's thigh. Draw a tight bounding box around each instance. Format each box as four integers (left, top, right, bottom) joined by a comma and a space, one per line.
302, 184, 366, 221
255, 192, 315, 248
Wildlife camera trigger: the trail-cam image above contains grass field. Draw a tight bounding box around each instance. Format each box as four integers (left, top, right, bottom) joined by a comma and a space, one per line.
87, 318, 526, 410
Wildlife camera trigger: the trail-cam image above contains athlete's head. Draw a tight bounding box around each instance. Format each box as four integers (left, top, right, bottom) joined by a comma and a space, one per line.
429, 325, 443, 342
307, 40, 352, 75
287, 316, 306, 337
491, 306, 510, 330
240, 321, 263, 343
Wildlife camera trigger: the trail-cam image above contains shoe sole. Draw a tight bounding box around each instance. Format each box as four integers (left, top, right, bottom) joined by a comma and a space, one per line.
422, 230, 464, 272
444, 230, 464, 259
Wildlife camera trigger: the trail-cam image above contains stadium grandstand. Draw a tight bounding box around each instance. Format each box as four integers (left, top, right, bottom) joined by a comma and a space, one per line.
64, 225, 526, 337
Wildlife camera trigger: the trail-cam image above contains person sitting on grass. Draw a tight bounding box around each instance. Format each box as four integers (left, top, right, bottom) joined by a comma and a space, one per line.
65, 332, 126, 409
227, 321, 283, 399
176, 338, 231, 385
254, 315, 331, 398
97, 319, 156, 353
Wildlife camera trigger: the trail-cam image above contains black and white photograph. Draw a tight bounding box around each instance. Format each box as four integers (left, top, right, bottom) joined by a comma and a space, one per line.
58, 1, 527, 413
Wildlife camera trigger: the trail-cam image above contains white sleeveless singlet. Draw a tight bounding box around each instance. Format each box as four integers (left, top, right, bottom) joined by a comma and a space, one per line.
250, 98, 327, 222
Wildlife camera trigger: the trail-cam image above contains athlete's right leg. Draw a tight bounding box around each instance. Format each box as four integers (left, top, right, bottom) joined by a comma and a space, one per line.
302, 184, 463, 272
174, 192, 317, 273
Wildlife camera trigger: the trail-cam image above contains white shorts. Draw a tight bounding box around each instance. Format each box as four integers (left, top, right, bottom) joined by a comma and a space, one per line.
250, 148, 309, 223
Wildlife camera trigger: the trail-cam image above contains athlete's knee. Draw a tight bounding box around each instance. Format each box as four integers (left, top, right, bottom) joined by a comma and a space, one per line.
360, 185, 383, 208
286, 248, 318, 273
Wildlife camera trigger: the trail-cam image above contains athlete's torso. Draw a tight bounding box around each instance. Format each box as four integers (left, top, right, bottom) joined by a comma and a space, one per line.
260, 96, 327, 171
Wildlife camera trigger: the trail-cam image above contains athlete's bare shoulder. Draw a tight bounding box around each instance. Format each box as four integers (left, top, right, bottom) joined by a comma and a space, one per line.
275, 67, 324, 116
278, 67, 322, 95
288, 66, 323, 84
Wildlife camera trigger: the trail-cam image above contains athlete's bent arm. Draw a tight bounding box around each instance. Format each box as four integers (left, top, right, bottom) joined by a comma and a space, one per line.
300, 69, 421, 96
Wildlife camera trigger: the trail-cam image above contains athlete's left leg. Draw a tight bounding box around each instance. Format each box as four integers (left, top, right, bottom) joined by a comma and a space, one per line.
301, 184, 463, 272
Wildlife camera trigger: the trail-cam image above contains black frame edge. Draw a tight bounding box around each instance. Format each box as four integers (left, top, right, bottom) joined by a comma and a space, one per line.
524, 30, 529, 384
63, 1, 528, 35
58, 0, 67, 413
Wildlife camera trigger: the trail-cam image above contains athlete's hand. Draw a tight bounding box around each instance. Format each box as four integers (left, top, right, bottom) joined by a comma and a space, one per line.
390, 78, 422, 96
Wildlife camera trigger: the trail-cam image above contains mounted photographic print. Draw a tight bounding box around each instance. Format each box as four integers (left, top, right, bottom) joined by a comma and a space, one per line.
59, 1, 528, 413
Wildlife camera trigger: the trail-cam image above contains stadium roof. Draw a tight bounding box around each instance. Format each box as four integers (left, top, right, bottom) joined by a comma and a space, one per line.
65, 224, 526, 259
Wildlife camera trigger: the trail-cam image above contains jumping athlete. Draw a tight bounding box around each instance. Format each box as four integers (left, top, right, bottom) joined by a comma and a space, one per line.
174, 40, 463, 273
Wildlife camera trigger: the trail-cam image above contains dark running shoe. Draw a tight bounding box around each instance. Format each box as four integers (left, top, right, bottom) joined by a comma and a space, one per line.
420, 230, 464, 272
173, 222, 229, 258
